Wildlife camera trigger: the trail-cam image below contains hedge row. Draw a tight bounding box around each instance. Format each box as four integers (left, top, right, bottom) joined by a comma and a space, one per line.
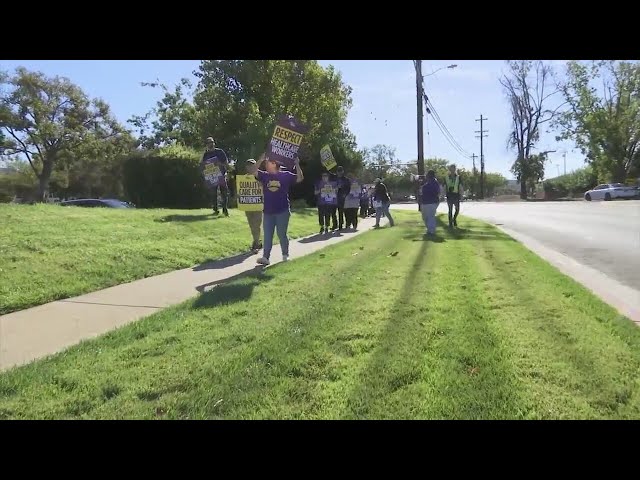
122, 145, 211, 209
543, 167, 598, 199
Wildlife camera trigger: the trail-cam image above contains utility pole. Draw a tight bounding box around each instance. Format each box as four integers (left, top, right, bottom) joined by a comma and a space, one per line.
416, 60, 425, 177
475, 115, 488, 198
471, 153, 478, 198
563, 152, 567, 175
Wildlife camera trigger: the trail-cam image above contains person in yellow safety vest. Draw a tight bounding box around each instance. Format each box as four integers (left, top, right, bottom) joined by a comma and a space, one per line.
444, 164, 464, 228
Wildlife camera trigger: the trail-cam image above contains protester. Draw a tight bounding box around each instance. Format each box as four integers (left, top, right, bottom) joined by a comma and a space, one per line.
421, 170, 441, 236
334, 166, 351, 231
254, 155, 304, 266
444, 164, 464, 228
200, 137, 229, 216
343, 174, 361, 230
244, 158, 263, 253
359, 186, 369, 218
373, 178, 395, 228
315, 171, 337, 235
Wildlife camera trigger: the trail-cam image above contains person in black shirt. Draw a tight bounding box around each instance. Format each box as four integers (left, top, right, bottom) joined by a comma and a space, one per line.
200, 137, 229, 216
373, 178, 395, 228
334, 166, 351, 231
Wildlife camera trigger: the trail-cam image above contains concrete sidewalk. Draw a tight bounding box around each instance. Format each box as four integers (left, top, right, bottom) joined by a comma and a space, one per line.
0, 217, 383, 371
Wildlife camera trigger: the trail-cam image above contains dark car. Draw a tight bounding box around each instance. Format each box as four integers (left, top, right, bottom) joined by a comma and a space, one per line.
60, 199, 132, 208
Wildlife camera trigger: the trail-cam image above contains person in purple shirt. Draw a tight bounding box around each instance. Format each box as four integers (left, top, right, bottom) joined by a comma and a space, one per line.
315, 172, 337, 235
200, 137, 229, 216
254, 154, 304, 266
421, 169, 441, 236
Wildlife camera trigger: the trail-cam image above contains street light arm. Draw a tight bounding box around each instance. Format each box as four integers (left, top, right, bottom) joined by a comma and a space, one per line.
423, 64, 458, 77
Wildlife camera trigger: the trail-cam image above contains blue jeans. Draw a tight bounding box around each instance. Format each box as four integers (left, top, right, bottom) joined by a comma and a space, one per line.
421, 203, 439, 234
375, 202, 395, 226
263, 211, 290, 259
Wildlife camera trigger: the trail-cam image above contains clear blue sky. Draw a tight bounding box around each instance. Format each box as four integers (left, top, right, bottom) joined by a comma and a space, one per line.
0, 60, 582, 179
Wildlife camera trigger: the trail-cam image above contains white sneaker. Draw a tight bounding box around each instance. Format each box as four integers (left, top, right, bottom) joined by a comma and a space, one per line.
257, 257, 270, 266
282, 255, 289, 262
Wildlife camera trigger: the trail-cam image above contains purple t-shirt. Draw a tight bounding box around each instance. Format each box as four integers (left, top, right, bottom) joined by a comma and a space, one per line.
316, 180, 338, 206
257, 170, 297, 215
421, 179, 441, 204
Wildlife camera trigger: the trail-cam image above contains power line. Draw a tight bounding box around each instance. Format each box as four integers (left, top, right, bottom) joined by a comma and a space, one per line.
425, 95, 473, 159
420, 84, 473, 160
414, 61, 472, 161
415, 60, 473, 172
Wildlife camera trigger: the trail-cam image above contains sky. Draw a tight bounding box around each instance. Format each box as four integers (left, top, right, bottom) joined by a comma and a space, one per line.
0, 59, 583, 179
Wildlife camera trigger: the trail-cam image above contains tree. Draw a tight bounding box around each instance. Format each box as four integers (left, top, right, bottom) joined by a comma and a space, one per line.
510, 152, 547, 196
555, 61, 640, 183
360, 144, 398, 181
128, 79, 199, 150
53, 130, 136, 199
190, 60, 362, 202
483, 172, 508, 197
0, 68, 127, 201
192, 60, 355, 162
500, 61, 559, 199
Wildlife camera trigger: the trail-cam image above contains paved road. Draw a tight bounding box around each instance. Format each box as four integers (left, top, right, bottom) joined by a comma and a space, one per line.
394, 200, 640, 292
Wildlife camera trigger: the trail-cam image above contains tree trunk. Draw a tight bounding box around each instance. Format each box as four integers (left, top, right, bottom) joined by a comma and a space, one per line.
520, 180, 528, 200
613, 163, 627, 183
37, 160, 54, 203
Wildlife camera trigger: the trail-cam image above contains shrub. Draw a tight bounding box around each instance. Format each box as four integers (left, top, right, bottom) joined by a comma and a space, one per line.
543, 167, 598, 199
122, 145, 210, 208
0, 173, 37, 203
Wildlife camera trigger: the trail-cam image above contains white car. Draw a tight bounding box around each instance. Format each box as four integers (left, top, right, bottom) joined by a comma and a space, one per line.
584, 183, 639, 201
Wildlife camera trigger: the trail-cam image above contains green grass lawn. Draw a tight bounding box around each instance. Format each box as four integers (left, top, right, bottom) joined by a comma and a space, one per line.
0, 204, 319, 315
1, 211, 639, 419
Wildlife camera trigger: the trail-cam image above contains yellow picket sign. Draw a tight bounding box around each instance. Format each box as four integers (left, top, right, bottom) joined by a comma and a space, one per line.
320, 145, 337, 171
235, 175, 263, 212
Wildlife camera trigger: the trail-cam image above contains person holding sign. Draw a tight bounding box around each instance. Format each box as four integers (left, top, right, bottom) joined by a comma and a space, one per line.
335, 166, 351, 231
359, 186, 369, 219
254, 154, 304, 266
240, 158, 263, 253
343, 174, 361, 230
320, 145, 338, 171
315, 172, 337, 235
200, 137, 229, 216
373, 178, 395, 228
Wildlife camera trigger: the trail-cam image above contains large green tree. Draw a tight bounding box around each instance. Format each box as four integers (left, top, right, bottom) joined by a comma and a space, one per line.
52, 130, 136, 199
191, 60, 362, 201
555, 60, 640, 182
192, 60, 356, 160
0, 68, 127, 201
500, 60, 559, 199
128, 79, 199, 150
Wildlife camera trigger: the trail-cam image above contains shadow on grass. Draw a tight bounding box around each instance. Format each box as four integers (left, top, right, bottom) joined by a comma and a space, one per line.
194, 270, 274, 308
401, 217, 518, 243
156, 214, 218, 223
193, 252, 255, 271
343, 224, 526, 419
342, 239, 430, 418
445, 226, 517, 242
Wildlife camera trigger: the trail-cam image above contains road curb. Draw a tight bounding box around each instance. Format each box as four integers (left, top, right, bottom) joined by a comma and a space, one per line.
495, 225, 640, 326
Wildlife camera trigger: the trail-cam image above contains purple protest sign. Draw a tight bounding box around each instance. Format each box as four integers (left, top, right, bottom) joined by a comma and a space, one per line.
266, 114, 309, 169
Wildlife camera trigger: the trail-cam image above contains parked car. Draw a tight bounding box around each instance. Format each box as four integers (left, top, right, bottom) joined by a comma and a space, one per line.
60, 198, 133, 208
584, 184, 638, 201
